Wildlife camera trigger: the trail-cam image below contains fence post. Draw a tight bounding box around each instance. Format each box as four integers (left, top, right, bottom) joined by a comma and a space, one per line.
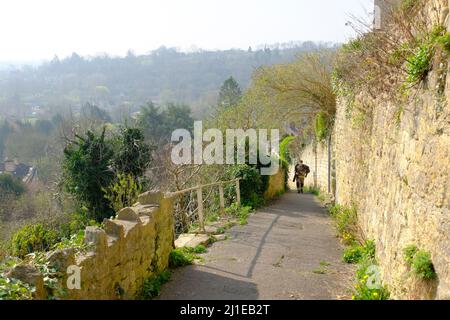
196, 187, 205, 232
219, 183, 225, 215
236, 179, 241, 208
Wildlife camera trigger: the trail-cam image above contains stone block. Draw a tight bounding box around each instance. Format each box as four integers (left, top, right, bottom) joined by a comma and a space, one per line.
117, 207, 142, 223
137, 190, 163, 205
84, 226, 107, 251
175, 233, 210, 249
103, 218, 125, 239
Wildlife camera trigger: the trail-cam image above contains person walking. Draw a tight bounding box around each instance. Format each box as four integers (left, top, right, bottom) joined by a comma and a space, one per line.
293, 160, 310, 193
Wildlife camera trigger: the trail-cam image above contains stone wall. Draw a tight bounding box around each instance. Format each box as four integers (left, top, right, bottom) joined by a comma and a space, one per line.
264, 168, 286, 200
39, 191, 174, 300
300, 0, 450, 299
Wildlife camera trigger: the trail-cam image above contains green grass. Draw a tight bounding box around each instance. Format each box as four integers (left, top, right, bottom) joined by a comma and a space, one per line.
193, 245, 206, 254
304, 186, 320, 196
137, 270, 172, 300
168, 248, 195, 268
312, 268, 327, 275
343, 240, 376, 264
225, 203, 253, 225
168, 246, 207, 268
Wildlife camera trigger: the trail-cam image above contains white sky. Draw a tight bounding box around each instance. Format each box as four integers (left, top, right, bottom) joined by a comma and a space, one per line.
0, 0, 373, 61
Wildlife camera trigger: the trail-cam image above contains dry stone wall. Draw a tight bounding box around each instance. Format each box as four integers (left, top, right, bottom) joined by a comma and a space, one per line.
264, 168, 286, 200
39, 191, 175, 300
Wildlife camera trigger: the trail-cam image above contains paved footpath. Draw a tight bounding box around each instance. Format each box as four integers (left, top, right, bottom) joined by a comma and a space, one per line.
158, 191, 354, 300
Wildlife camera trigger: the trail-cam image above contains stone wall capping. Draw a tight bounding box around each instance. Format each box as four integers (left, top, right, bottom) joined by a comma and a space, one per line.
103, 218, 126, 239
137, 190, 163, 205
116, 207, 142, 224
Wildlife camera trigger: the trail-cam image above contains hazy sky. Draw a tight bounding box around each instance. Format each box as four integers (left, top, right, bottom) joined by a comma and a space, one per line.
0, 0, 373, 61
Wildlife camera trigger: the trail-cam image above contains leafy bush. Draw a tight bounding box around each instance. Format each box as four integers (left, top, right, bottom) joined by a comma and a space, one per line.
63, 128, 115, 222
138, 270, 171, 300
103, 173, 142, 213
406, 43, 433, 84
9, 224, 60, 258
0, 174, 26, 196
412, 251, 436, 280
111, 127, 152, 178
227, 164, 268, 209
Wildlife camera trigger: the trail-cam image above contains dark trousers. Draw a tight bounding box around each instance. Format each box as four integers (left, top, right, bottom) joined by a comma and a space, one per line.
296, 176, 305, 192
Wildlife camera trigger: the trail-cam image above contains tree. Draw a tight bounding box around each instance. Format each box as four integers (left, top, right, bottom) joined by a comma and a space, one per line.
112, 127, 152, 179
137, 102, 194, 143
137, 102, 165, 142
218, 77, 242, 108
0, 173, 26, 196
162, 103, 194, 135
80, 102, 112, 123
63, 128, 114, 222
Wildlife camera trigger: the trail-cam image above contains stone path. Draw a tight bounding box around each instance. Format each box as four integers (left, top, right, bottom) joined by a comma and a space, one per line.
158, 191, 353, 300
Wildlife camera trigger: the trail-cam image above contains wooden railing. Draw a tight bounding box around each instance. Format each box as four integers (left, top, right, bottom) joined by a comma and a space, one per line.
167, 179, 241, 234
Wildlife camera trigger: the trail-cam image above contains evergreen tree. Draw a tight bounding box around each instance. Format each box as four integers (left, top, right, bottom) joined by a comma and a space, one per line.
218, 77, 242, 108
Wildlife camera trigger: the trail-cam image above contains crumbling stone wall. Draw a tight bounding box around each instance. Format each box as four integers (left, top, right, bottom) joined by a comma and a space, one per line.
36, 191, 175, 300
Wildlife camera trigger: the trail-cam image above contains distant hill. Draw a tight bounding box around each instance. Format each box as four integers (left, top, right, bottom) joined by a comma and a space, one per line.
0, 42, 337, 119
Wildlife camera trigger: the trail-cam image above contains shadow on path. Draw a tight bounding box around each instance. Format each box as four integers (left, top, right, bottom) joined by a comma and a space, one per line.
159, 191, 353, 300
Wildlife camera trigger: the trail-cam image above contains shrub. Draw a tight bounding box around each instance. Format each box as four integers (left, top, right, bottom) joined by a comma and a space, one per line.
0, 174, 26, 196
401, 0, 420, 11
103, 173, 142, 213
63, 128, 115, 222
9, 224, 60, 258
227, 164, 268, 209
412, 251, 436, 280
138, 270, 171, 300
